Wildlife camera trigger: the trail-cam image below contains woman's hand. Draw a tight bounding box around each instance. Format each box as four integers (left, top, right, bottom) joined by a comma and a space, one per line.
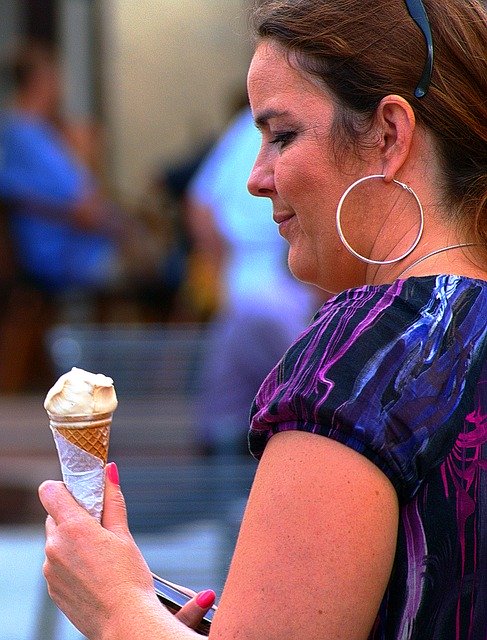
38, 463, 215, 639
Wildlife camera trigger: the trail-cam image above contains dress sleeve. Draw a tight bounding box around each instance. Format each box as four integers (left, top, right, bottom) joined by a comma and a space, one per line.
249, 277, 487, 502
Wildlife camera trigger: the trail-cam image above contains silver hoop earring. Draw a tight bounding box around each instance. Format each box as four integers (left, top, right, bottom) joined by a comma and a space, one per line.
335, 174, 424, 265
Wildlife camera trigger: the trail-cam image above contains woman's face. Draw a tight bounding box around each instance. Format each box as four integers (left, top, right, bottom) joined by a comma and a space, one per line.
247, 41, 372, 292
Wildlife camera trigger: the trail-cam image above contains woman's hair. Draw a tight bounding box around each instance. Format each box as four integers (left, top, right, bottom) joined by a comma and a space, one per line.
249, 0, 487, 243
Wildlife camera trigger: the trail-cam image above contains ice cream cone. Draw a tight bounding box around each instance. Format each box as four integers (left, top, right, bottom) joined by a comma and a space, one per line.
51, 414, 112, 463
48, 412, 113, 521
44, 368, 118, 521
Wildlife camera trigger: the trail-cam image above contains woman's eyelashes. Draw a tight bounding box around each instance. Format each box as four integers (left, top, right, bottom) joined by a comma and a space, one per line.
269, 130, 297, 149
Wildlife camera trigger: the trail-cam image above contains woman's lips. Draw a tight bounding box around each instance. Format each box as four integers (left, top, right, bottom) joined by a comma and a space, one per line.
273, 211, 295, 225
273, 212, 295, 237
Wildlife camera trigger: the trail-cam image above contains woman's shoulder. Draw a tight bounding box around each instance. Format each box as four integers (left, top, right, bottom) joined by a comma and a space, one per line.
291, 275, 486, 371
318, 274, 487, 319
254, 274, 487, 413
305, 275, 486, 351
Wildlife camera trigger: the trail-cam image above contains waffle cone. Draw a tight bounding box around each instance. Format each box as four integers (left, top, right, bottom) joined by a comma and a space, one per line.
55, 420, 110, 462
48, 412, 112, 462
48, 412, 113, 521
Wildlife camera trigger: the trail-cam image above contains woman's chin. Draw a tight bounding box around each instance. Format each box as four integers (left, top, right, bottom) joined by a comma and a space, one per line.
288, 256, 319, 288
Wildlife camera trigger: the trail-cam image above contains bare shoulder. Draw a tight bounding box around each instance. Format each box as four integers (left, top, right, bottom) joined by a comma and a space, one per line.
211, 430, 399, 640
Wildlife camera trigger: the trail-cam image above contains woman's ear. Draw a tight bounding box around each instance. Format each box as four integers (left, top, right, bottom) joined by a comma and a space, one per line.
376, 95, 416, 182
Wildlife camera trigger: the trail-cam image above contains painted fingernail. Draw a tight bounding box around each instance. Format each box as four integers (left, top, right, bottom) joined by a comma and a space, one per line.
196, 589, 215, 609
106, 462, 119, 485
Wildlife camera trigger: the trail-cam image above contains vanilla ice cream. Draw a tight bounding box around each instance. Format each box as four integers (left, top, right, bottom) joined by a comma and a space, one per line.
44, 367, 118, 418
45, 367, 118, 520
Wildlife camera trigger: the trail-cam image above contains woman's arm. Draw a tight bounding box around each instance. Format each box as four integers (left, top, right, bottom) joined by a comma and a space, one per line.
40, 429, 398, 640
210, 430, 399, 640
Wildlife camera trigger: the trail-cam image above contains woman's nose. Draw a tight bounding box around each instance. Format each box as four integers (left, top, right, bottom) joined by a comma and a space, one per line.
247, 155, 274, 198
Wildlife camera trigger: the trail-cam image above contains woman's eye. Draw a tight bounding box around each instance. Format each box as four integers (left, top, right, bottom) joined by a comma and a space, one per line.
269, 131, 296, 148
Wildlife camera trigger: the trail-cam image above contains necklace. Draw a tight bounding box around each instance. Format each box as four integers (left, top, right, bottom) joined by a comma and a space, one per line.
397, 243, 478, 278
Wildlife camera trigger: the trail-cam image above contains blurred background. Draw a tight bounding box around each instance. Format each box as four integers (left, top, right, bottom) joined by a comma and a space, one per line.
0, 1, 320, 638
0, 0, 252, 204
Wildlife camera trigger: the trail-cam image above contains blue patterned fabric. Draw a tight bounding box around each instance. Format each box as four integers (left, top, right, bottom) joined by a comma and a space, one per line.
249, 275, 487, 639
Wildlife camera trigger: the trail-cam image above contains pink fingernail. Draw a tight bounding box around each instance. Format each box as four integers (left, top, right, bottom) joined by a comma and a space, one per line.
196, 589, 215, 608
106, 462, 119, 485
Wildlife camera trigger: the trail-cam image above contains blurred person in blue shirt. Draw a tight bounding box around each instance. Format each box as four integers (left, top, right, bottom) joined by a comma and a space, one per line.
0, 40, 160, 295
186, 106, 322, 454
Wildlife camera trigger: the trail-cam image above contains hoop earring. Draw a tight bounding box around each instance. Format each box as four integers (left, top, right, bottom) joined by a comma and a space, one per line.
335, 174, 424, 265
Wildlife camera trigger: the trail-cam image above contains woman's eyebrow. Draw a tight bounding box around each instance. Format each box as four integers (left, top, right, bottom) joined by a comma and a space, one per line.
254, 108, 291, 129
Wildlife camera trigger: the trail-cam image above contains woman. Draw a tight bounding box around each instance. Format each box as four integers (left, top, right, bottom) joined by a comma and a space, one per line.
39, 0, 487, 638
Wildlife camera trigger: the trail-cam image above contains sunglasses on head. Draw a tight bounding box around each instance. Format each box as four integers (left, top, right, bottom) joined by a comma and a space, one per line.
404, 0, 434, 98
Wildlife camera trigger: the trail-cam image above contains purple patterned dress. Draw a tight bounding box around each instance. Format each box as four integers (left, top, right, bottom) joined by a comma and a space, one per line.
249, 275, 487, 639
